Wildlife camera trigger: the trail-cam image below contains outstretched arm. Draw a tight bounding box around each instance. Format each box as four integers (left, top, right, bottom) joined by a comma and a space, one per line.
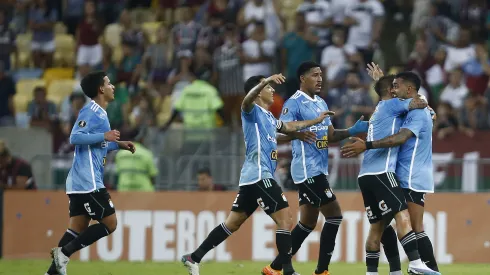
276, 131, 317, 145
340, 129, 414, 157
327, 115, 369, 143
279, 111, 333, 133
241, 74, 286, 113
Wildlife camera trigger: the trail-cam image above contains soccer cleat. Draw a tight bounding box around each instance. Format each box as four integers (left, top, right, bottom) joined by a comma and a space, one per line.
313, 271, 330, 275
261, 265, 282, 275
181, 254, 200, 275
407, 265, 441, 275
50, 247, 69, 275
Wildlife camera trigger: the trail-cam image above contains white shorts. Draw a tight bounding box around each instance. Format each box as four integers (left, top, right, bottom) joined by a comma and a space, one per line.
31, 40, 56, 53
76, 44, 103, 66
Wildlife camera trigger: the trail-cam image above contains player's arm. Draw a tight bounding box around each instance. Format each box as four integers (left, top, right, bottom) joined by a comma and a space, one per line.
276, 131, 316, 144
327, 115, 369, 143
408, 97, 428, 110
70, 110, 119, 145
241, 74, 286, 113
279, 111, 333, 133
370, 128, 414, 149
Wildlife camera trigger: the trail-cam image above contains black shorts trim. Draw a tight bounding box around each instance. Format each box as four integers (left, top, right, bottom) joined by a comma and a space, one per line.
231, 179, 289, 216
403, 189, 426, 207
298, 174, 336, 208
358, 172, 407, 224
68, 188, 116, 220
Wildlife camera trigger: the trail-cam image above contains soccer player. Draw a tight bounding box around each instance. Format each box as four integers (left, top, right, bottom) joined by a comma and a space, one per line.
342, 69, 439, 274
47, 71, 136, 275
262, 61, 370, 275
339, 70, 441, 275
181, 73, 333, 275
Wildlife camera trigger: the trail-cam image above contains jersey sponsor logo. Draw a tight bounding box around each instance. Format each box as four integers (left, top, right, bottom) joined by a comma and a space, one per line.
316, 135, 329, 149
78, 120, 87, 127
309, 125, 329, 132
267, 134, 277, 144
301, 100, 310, 104
270, 150, 278, 160
282, 108, 288, 115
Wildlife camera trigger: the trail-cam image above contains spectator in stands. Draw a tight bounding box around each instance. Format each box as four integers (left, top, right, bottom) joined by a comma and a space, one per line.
329, 52, 371, 91
421, 1, 459, 53
211, 24, 243, 129
462, 43, 490, 97
196, 167, 226, 191
297, 0, 333, 58
238, 0, 282, 42
443, 27, 476, 72
120, 9, 146, 56
29, 0, 57, 69
459, 0, 486, 39
434, 102, 459, 139
63, 0, 85, 36
460, 93, 489, 136
115, 127, 157, 192
10, 0, 29, 34
196, 12, 224, 62
57, 92, 86, 155
207, 0, 242, 23
0, 61, 15, 127
339, 70, 374, 128
167, 50, 195, 106
118, 41, 143, 95
27, 86, 57, 129
76, 0, 103, 73
281, 12, 317, 96
129, 91, 155, 128
343, 0, 385, 64
320, 26, 356, 90
0, 141, 36, 190
241, 21, 275, 83
144, 25, 172, 94
0, 8, 17, 71
407, 39, 445, 104
171, 5, 201, 53
440, 68, 469, 110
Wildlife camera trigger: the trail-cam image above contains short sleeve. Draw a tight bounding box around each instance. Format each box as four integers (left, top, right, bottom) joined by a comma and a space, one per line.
208, 87, 224, 110
388, 98, 412, 116
401, 109, 425, 137
279, 99, 298, 122
147, 152, 158, 177
71, 109, 102, 135
322, 100, 332, 126
241, 104, 258, 122
173, 88, 185, 111
371, 1, 385, 17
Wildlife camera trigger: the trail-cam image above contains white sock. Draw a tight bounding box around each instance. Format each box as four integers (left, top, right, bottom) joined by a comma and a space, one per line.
366, 272, 378, 275
390, 271, 403, 275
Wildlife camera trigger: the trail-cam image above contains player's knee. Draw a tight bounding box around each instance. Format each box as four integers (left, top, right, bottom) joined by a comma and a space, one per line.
224, 212, 247, 233
365, 237, 381, 251
411, 220, 424, 233
276, 215, 293, 230
101, 215, 118, 234
394, 210, 411, 229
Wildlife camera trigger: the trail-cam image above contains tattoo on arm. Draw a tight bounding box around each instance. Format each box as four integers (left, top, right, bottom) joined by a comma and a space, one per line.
241, 80, 268, 113
330, 129, 351, 143
281, 119, 317, 133
372, 128, 414, 149
408, 98, 428, 110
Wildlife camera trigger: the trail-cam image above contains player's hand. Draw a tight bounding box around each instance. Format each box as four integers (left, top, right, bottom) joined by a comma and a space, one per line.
366, 62, 384, 81
296, 131, 317, 144
314, 111, 335, 124
265, 74, 286, 85
428, 106, 437, 121
104, 130, 120, 142
348, 115, 369, 135
117, 141, 136, 154
341, 137, 367, 158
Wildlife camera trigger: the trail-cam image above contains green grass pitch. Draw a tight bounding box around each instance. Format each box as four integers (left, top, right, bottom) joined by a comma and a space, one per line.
0, 260, 488, 275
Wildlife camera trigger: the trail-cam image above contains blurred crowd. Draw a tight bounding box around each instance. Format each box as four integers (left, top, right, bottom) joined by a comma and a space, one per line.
0, 0, 489, 157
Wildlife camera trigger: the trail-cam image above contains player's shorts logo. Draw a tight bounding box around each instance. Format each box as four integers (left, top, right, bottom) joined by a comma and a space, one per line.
325, 188, 333, 198
316, 136, 328, 149
78, 120, 87, 128
365, 206, 376, 220
379, 200, 392, 215
108, 199, 114, 208
281, 193, 287, 202
270, 150, 278, 160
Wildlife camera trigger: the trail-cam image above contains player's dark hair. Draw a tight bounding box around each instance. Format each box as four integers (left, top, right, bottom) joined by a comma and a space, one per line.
80, 71, 106, 99
374, 75, 395, 97
297, 61, 320, 82
244, 75, 266, 94
197, 167, 211, 176
395, 71, 421, 91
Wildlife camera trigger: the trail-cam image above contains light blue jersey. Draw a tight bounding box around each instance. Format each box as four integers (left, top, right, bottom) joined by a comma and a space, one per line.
66, 101, 119, 194
280, 91, 332, 183
396, 108, 434, 192
359, 98, 413, 176
239, 104, 283, 186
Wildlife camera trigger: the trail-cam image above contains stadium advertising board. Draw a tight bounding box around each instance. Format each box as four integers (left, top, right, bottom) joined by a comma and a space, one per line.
3, 192, 490, 263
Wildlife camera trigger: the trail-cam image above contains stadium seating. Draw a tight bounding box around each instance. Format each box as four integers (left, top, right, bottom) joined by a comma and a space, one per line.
15, 33, 32, 68
47, 79, 78, 106
12, 68, 44, 82
54, 34, 75, 67
15, 78, 46, 96
104, 23, 123, 48
43, 67, 75, 85
142, 21, 162, 44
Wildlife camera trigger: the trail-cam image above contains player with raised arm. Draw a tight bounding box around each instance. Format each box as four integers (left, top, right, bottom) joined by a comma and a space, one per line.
47, 71, 136, 275
180, 74, 333, 275
262, 61, 370, 275
337, 65, 440, 275
342, 68, 440, 275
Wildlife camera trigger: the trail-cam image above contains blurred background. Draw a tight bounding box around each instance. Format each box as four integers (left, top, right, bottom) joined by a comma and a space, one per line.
0, 0, 489, 194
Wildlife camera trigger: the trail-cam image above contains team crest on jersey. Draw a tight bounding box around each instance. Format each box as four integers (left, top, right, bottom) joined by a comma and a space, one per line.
282, 108, 288, 115
270, 150, 278, 160
316, 135, 328, 149
78, 120, 87, 127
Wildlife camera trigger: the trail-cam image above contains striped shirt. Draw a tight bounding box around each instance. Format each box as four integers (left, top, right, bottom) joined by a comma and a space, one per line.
213, 43, 243, 96
171, 21, 202, 52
